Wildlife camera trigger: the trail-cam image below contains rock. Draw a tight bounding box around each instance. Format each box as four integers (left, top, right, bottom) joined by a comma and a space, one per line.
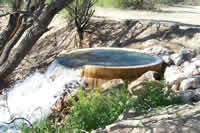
144, 46, 173, 56
171, 53, 184, 66
183, 62, 200, 77
138, 71, 160, 81
164, 66, 186, 86
180, 77, 200, 90
179, 88, 200, 103
180, 78, 195, 90
128, 71, 160, 94
161, 55, 173, 65
101, 79, 125, 90
171, 48, 193, 66
128, 80, 144, 94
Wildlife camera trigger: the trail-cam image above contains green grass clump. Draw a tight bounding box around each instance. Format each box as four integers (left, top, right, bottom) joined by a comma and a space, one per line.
131, 81, 183, 114
19, 87, 128, 133
66, 87, 128, 132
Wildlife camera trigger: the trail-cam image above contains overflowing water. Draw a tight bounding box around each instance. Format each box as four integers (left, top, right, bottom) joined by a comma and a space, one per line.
0, 59, 82, 132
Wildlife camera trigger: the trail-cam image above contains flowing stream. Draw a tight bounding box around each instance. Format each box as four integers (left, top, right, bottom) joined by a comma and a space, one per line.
0, 59, 83, 132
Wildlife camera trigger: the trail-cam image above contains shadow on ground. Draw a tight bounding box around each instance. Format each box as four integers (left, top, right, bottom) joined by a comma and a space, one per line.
87, 19, 200, 49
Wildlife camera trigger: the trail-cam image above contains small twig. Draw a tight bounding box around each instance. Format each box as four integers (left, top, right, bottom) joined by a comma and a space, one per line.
5, 117, 35, 133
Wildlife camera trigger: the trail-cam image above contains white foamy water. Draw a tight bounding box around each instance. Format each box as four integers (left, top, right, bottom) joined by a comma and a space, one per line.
0, 60, 82, 132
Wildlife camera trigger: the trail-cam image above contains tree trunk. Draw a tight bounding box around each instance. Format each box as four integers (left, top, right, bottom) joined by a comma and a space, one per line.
0, 0, 74, 78
78, 30, 84, 48
0, 9, 20, 52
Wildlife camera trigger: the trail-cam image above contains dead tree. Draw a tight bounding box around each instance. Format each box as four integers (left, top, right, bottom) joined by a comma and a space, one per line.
0, 0, 74, 80
66, 0, 96, 48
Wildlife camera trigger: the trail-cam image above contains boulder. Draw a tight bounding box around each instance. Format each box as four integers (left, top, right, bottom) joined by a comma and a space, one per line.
183, 62, 199, 77
128, 71, 160, 94
101, 79, 125, 91
171, 53, 184, 66
180, 78, 195, 90
137, 71, 160, 81
180, 76, 200, 90
171, 48, 193, 66
164, 65, 186, 86
128, 80, 144, 94
179, 88, 200, 103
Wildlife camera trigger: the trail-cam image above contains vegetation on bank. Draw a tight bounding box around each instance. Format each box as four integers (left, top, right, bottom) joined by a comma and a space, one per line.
18, 81, 183, 133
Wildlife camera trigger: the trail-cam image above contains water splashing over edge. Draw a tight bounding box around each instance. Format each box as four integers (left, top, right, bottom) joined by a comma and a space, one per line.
0, 59, 83, 132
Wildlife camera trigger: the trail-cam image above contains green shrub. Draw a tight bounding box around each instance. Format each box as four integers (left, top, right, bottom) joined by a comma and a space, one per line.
19, 87, 128, 133
132, 81, 183, 114
19, 81, 183, 132
66, 88, 128, 132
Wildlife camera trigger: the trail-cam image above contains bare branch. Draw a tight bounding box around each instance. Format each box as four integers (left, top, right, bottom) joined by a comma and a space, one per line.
0, 18, 32, 65
66, 0, 96, 48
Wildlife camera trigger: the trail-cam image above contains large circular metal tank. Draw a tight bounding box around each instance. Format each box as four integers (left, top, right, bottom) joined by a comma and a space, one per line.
56, 48, 163, 88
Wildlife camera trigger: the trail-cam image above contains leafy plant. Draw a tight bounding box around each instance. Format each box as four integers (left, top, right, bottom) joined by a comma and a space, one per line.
131, 81, 183, 114
66, 88, 128, 132
20, 87, 129, 133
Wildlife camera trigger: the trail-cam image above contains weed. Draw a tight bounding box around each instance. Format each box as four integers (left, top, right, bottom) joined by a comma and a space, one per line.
131, 81, 183, 114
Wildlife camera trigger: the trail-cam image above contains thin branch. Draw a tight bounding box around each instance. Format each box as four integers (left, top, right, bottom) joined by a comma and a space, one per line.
5, 117, 35, 133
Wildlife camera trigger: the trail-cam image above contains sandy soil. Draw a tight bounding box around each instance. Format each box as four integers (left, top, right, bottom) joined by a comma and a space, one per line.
94, 5, 200, 28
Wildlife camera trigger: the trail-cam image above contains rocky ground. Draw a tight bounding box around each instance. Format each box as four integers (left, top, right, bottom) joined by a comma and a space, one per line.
93, 102, 200, 133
